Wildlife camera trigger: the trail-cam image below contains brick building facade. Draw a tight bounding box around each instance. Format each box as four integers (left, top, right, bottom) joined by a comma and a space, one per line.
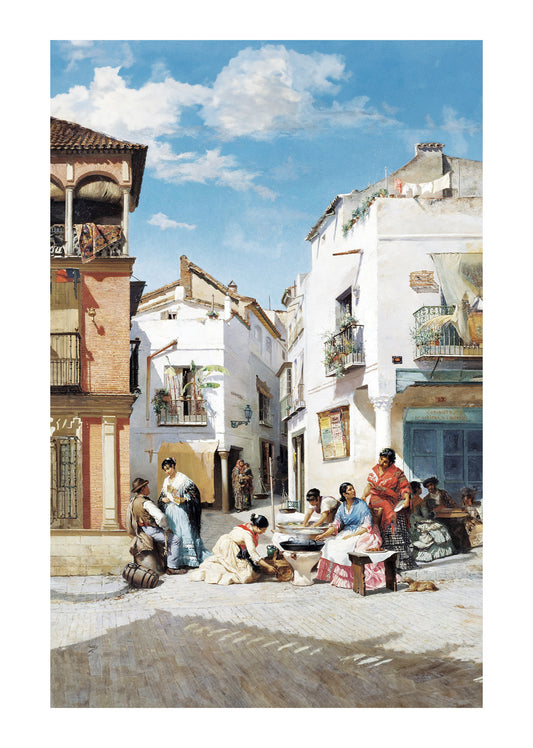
50, 117, 147, 574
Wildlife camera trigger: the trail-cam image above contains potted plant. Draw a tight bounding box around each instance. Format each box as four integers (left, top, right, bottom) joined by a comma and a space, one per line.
151, 388, 171, 415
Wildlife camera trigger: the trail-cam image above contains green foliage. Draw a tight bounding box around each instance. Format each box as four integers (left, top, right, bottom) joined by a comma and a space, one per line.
343, 189, 388, 236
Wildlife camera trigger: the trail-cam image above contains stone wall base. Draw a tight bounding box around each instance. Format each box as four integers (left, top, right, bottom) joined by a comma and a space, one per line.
51, 530, 131, 576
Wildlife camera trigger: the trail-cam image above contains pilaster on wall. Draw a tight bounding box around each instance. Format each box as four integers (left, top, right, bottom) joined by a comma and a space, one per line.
369, 394, 394, 455
101, 416, 119, 529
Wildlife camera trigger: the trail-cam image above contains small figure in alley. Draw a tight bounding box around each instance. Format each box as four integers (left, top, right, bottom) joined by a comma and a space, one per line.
190, 513, 277, 585
231, 458, 251, 512
158, 458, 212, 572
126, 477, 183, 575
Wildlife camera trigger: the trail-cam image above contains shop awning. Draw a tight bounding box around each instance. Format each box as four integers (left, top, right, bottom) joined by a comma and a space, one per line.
157, 440, 219, 503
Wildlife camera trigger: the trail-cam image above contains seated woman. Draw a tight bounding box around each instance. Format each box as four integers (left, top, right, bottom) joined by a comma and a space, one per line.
461, 486, 483, 548
189, 514, 276, 585
361, 447, 418, 571
409, 481, 455, 563
314, 482, 387, 590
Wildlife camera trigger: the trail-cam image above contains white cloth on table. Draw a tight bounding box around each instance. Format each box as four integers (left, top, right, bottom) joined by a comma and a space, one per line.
350, 549, 397, 563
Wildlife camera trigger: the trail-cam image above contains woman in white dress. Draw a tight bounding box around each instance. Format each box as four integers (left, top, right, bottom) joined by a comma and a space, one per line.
190, 514, 276, 585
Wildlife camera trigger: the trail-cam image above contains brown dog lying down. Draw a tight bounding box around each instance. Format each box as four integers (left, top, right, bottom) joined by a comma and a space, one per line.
403, 577, 439, 592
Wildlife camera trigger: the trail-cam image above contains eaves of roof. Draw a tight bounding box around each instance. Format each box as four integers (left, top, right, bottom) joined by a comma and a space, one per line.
50, 117, 148, 207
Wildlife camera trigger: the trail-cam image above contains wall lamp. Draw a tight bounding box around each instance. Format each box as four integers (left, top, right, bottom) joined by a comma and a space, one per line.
231, 404, 253, 428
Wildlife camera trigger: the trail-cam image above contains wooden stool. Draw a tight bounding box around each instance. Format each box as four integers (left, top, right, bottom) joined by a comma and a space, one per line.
348, 551, 398, 596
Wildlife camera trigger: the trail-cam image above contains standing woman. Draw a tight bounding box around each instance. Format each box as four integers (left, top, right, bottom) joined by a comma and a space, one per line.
361, 448, 418, 571
314, 482, 387, 590
158, 457, 211, 572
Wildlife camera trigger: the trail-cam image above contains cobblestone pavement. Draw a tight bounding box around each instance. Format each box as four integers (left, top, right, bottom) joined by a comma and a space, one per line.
50, 505, 483, 708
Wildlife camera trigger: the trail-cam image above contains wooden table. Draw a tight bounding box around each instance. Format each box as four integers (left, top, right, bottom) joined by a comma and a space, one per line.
348, 551, 398, 596
434, 508, 471, 553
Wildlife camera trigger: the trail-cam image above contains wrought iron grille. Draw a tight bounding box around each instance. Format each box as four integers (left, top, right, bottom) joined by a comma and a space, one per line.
412, 305, 483, 357
324, 322, 365, 376
50, 435, 81, 522
130, 338, 140, 392
157, 398, 208, 426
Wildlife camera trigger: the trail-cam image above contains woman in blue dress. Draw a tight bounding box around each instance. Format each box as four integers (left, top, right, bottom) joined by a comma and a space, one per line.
314, 482, 387, 590
158, 457, 212, 573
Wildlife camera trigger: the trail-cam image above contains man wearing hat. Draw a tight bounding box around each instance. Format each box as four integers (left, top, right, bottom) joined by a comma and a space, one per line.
126, 477, 185, 574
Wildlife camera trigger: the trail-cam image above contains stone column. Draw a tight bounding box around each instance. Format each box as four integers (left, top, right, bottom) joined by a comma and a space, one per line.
295, 436, 302, 510
219, 450, 230, 513
101, 416, 120, 529
370, 395, 394, 454
122, 188, 130, 255
65, 186, 74, 256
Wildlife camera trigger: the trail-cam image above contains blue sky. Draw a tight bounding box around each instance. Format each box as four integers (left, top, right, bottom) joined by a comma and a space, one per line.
50, 40, 482, 309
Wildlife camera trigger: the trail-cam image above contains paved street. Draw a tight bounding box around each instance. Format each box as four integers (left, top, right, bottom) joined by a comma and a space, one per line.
51, 502, 482, 708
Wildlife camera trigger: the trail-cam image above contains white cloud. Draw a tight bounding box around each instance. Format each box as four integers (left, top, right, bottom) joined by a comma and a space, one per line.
59, 41, 135, 72
148, 213, 196, 231
440, 106, 480, 155
201, 45, 351, 139
50, 45, 399, 197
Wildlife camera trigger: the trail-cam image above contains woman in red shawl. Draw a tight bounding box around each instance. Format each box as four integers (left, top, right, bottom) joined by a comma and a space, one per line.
361, 448, 418, 571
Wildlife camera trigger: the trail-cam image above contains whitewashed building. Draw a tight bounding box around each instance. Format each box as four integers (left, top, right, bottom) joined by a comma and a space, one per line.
130, 255, 286, 510
281, 143, 483, 506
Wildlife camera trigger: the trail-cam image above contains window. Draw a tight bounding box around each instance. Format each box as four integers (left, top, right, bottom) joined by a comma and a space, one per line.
50, 435, 81, 525
259, 392, 272, 427
336, 288, 352, 328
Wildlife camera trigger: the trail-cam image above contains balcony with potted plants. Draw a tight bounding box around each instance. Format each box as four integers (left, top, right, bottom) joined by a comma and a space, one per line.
411, 304, 483, 359
152, 389, 208, 426
324, 318, 365, 377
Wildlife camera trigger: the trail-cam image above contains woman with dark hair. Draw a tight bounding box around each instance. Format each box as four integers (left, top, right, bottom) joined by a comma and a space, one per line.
409, 480, 455, 562
190, 513, 276, 585
313, 482, 387, 590
361, 448, 418, 571
158, 457, 211, 572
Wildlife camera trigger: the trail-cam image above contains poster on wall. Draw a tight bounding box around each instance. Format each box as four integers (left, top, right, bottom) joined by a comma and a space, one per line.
318, 406, 350, 460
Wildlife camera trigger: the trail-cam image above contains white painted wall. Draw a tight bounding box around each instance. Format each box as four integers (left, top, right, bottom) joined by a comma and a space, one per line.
286, 191, 482, 500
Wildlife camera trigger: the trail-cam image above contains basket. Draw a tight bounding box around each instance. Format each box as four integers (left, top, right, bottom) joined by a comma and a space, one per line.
122, 562, 159, 589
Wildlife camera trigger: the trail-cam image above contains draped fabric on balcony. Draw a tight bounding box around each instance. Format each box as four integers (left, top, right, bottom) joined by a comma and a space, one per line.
429, 251, 482, 344
74, 223, 123, 263
157, 441, 219, 504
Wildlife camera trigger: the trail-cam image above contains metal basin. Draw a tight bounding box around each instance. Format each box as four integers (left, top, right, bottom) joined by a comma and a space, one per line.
280, 539, 325, 552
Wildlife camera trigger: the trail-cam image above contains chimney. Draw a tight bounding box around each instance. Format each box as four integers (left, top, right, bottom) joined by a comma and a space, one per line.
228, 280, 237, 294
415, 143, 445, 155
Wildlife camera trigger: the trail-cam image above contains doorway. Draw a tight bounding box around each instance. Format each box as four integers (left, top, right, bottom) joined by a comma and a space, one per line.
292, 432, 305, 510
404, 415, 482, 502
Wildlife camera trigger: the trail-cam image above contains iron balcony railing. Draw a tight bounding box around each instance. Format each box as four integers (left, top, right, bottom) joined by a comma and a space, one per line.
50, 332, 81, 389
157, 398, 208, 426
324, 322, 365, 376
50, 224, 125, 258
281, 383, 306, 420
412, 305, 483, 358
130, 338, 140, 393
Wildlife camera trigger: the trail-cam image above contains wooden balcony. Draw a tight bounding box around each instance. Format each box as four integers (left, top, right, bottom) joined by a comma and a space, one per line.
324, 323, 365, 376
